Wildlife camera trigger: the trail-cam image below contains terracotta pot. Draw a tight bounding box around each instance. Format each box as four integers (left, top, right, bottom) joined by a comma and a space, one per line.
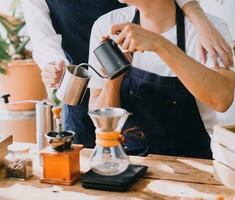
0, 59, 47, 111
0, 111, 36, 143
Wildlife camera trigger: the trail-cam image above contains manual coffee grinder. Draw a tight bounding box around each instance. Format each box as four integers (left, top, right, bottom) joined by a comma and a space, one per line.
81, 108, 148, 192
40, 107, 83, 186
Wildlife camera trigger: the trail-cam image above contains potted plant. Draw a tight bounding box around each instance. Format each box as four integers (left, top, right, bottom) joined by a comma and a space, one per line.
0, 0, 46, 110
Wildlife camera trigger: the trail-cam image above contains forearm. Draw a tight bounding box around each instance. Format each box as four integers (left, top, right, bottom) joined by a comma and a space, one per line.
177, 0, 199, 9
182, 1, 213, 35
90, 82, 121, 110
154, 37, 234, 112
32, 40, 68, 70
182, 1, 234, 68
22, 0, 68, 69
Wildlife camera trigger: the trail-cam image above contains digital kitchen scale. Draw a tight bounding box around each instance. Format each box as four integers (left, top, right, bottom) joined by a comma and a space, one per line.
81, 164, 148, 192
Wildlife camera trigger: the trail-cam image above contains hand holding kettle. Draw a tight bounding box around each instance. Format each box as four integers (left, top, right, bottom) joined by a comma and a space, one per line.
41, 60, 66, 88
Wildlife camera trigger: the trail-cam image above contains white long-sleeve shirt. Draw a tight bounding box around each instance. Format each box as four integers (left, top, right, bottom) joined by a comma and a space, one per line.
21, 0, 197, 69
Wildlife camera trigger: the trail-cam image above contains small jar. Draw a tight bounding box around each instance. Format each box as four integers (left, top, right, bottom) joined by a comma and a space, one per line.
4, 144, 33, 180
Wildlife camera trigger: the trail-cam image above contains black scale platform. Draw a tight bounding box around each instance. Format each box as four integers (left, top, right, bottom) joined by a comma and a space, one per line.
81, 164, 148, 192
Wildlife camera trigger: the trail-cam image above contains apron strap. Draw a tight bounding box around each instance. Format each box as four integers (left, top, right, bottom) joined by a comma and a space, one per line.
131, 2, 186, 52
132, 9, 140, 25
176, 3, 186, 52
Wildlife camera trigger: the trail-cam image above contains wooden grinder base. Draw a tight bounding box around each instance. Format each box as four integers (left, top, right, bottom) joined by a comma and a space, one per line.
40, 144, 83, 186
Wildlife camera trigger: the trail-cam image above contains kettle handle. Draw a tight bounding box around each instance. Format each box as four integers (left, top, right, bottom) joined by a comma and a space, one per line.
76, 63, 108, 79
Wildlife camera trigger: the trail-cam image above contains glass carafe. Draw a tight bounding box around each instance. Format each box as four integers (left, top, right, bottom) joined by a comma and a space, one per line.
89, 108, 131, 176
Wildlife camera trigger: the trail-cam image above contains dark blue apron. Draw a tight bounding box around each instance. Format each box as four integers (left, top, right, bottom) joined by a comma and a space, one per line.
121, 4, 212, 159
45, 0, 125, 147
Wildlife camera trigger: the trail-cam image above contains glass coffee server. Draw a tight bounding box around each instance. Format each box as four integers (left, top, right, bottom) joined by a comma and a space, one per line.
88, 108, 131, 176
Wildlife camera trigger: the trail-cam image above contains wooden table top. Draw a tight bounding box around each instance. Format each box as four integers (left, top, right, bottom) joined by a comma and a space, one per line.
0, 145, 235, 200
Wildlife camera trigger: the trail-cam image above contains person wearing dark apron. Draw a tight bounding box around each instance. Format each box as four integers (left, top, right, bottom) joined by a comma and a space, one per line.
88, 1, 235, 158
121, 5, 212, 158
45, 1, 127, 147
22, 0, 233, 149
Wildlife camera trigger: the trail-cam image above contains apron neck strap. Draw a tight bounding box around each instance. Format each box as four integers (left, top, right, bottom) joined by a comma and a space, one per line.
131, 2, 186, 52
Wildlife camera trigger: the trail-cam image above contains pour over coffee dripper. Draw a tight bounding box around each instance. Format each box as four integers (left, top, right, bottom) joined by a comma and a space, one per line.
88, 107, 131, 176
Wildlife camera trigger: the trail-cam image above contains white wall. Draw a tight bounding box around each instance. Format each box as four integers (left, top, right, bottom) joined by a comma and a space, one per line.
201, 0, 235, 124
0, 0, 12, 12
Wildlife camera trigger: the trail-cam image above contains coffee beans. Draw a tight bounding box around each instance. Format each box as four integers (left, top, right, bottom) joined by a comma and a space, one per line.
5, 144, 33, 180
5, 159, 32, 180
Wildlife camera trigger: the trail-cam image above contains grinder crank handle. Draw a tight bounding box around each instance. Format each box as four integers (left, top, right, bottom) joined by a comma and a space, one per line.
52, 107, 62, 120
1, 94, 10, 104
1, 93, 53, 105
52, 107, 63, 133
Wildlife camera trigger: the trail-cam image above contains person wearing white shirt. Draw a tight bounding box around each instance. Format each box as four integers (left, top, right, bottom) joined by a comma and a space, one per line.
21, 0, 234, 147
88, 0, 235, 157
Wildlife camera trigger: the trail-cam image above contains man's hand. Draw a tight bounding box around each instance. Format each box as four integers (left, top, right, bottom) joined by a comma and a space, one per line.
41, 60, 66, 88
197, 22, 234, 69
111, 22, 160, 53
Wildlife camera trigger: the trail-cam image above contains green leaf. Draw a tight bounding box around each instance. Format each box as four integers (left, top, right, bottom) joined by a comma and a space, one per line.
0, 14, 25, 36
0, 49, 10, 61
15, 37, 30, 55
0, 66, 7, 74
0, 3, 30, 61
0, 37, 10, 61
10, 0, 21, 13
15, 21, 25, 33
12, 8, 16, 18
0, 51, 10, 61
0, 40, 8, 50
0, 17, 15, 36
